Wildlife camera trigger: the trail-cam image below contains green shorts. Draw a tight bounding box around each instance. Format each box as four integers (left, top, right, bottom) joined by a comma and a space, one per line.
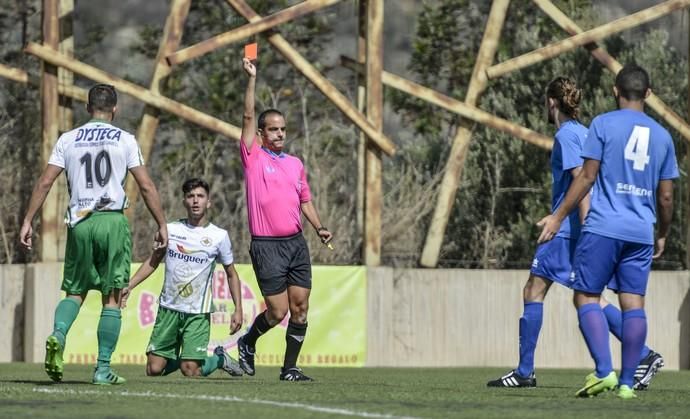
146, 306, 211, 360
62, 211, 131, 296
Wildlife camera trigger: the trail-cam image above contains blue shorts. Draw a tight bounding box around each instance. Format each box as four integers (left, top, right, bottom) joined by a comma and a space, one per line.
571, 232, 653, 296
530, 236, 576, 287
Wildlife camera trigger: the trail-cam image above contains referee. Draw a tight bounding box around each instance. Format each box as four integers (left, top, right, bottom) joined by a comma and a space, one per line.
235, 57, 333, 381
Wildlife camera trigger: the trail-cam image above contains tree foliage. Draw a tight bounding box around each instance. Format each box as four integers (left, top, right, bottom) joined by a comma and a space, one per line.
128, 0, 360, 263
0, 0, 41, 263
392, 0, 688, 269
0, 0, 687, 269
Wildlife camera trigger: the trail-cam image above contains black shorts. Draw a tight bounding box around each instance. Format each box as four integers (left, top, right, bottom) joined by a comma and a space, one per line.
249, 232, 312, 296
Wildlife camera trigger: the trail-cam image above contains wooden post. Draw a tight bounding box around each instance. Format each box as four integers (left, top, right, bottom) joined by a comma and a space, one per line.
167, 0, 342, 66
54, 0, 73, 261
226, 0, 396, 156
125, 0, 191, 215
39, 0, 60, 262
533, 0, 690, 143
356, 0, 366, 257
25, 42, 243, 140
486, 0, 690, 79
363, 0, 383, 265
420, 0, 510, 267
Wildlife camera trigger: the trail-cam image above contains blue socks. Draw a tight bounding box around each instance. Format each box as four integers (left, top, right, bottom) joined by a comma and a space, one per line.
518, 300, 648, 383
602, 303, 650, 360
577, 303, 613, 378
516, 302, 543, 377
620, 309, 647, 387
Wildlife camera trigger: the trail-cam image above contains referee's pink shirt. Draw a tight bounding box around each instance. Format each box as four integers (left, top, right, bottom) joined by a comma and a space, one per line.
241, 138, 312, 237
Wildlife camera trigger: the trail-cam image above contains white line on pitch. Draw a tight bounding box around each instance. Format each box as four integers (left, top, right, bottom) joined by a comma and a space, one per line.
33, 388, 420, 419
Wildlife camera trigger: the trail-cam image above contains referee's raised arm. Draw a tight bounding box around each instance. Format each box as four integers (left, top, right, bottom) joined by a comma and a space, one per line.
241, 58, 257, 149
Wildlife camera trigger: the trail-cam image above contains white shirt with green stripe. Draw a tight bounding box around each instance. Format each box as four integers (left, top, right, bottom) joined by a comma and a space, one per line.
159, 219, 234, 314
48, 120, 144, 227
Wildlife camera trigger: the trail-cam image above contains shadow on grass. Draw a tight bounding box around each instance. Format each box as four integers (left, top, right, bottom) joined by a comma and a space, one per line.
485, 385, 572, 390
0, 379, 91, 385
0, 400, 96, 407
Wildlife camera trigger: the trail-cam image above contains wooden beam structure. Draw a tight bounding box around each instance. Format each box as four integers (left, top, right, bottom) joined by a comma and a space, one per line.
0, 63, 87, 101
25, 42, 243, 140
12, 0, 690, 267
167, 0, 342, 66
125, 0, 191, 215
533, 0, 690, 143
52, 82, 87, 102
226, 0, 396, 156
0, 63, 29, 83
421, 0, 511, 268
486, 0, 690, 80
39, 0, 60, 262
340, 57, 552, 149
363, 0, 384, 265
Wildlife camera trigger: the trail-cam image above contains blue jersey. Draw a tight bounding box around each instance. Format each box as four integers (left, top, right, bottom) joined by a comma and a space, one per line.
552, 120, 588, 239
582, 109, 679, 245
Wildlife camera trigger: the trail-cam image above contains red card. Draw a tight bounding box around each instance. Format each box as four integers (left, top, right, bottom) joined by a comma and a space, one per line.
244, 43, 258, 61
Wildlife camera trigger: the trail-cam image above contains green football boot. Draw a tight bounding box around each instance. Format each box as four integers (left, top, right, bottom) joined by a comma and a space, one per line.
616, 384, 637, 400
92, 368, 127, 385
575, 371, 617, 397
44, 335, 64, 382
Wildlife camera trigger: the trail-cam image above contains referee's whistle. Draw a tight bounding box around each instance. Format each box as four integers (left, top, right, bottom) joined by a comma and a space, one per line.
321, 237, 334, 250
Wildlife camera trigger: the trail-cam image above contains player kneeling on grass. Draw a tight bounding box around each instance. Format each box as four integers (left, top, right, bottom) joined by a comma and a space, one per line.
122, 178, 244, 378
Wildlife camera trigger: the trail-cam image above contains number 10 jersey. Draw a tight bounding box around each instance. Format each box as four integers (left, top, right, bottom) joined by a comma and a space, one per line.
48, 120, 144, 227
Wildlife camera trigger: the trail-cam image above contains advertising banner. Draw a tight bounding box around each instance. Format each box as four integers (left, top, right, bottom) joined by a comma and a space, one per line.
62, 264, 366, 367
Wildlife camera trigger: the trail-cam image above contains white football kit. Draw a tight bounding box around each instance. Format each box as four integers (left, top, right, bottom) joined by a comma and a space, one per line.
159, 220, 234, 314
48, 120, 143, 227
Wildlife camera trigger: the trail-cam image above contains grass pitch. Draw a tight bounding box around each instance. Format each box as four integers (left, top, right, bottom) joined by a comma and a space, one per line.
1, 364, 689, 418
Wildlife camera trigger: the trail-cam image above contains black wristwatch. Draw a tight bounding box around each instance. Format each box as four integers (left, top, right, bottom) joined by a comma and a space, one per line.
317, 226, 328, 232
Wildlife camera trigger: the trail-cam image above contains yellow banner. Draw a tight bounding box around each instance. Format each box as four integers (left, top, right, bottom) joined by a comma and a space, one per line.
62, 264, 366, 367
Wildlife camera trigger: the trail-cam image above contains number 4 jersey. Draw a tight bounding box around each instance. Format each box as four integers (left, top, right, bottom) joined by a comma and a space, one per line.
48, 120, 144, 227
582, 109, 679, 245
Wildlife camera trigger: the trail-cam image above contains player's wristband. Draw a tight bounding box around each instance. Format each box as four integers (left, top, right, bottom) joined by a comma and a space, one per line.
317, 226, 328, 232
